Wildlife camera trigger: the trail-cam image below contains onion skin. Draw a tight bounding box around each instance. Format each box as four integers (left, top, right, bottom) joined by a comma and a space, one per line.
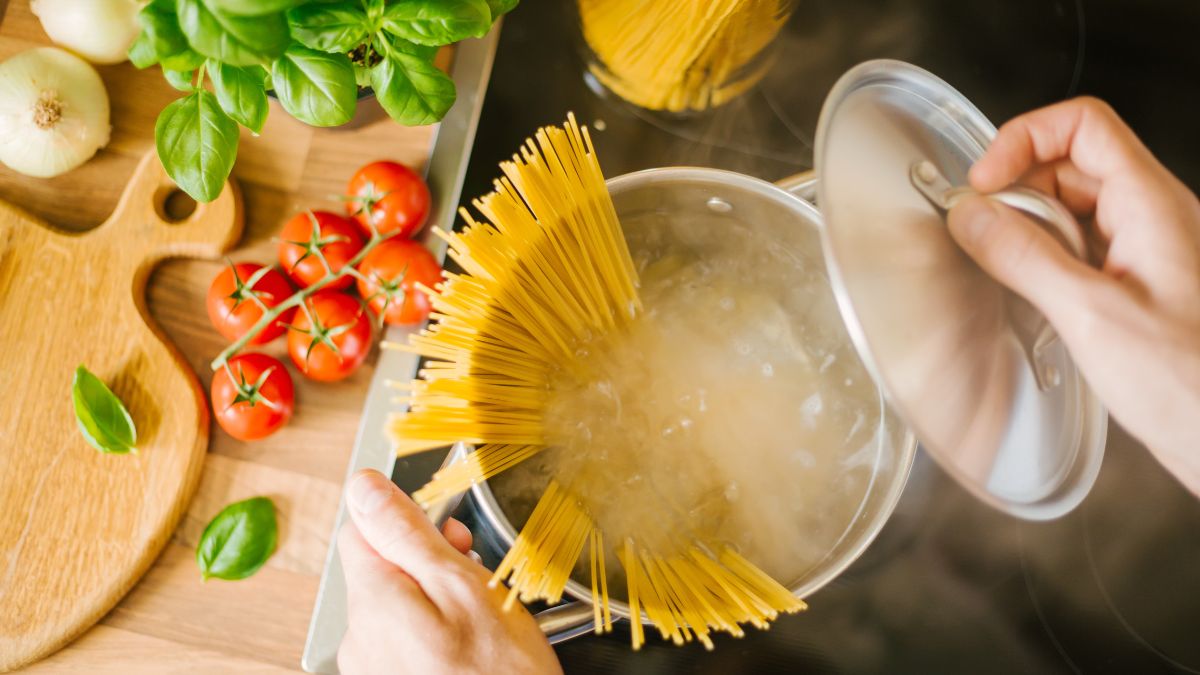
31, 0, 143, 65
0, 47, 111, 178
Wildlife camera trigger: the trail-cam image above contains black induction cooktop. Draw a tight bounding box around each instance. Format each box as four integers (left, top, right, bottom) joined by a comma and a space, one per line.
392, 0, 1200, 672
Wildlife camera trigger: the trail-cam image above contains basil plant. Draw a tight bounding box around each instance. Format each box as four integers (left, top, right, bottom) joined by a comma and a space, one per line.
129, 0, 515, 202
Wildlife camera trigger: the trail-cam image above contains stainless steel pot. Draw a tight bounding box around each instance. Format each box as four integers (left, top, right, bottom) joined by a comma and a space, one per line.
469, 167, 919, 642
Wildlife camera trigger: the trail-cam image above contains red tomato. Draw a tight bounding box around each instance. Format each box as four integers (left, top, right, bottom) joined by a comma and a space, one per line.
205, 262, 295, 344
287, 291, 373, 382
278, 211, 364, 290
210, 353, 295, 441
355, 239, 442, 325
344, 161, 430, 238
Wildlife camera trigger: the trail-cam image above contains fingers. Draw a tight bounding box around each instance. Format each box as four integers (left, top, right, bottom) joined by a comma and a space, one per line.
970, 97, 1154, 192
338, 519, 438, 624
947, 195, 1108, 320
441, 517, 473, 556
345, 469, 467, 585
1019, 159, 1102, 218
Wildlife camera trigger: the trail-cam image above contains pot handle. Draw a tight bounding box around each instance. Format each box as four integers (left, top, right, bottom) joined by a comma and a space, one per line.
535, 601, 600, 643
775, 170, 817, 205
421, 443, 600, 643
908, 160, 1088, 391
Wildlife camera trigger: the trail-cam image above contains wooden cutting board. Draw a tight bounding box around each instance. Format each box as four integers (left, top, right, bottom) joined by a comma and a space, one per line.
0, 151, 241, 672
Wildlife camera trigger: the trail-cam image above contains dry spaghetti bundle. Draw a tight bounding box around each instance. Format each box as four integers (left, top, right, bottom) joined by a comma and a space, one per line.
578, 0, 792, 112
387, 115, 806, 648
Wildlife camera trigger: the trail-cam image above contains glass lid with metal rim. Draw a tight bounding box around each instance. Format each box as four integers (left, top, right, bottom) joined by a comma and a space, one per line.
813, 59, 1108, 521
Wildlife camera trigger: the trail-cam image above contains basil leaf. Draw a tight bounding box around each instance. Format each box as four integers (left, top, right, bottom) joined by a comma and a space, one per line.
155, 90, 239, 202
164, 68, 195, 91
382, 0, 491, 46
485, 0, 519, 20
206, 0, 299, 15
287, 3, 369, 53
386, 36, 438, 61
364, 0, 385, 23
271, 46, 357, 127
208, 61, 268, 133
371, 50, 456, 126
128, 32, 158, 69
196, 496, 277, 581
132, 0, 204, 71
72, 365, 137, 454
176, 0, 289, 66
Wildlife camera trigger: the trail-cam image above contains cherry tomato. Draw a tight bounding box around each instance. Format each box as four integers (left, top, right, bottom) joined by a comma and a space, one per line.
287, 291, 373, 382
210, 353, 295, 441
344, 160, 430, 239
355, 239, 442, 325
205, 262, 295, 345
278, 211, 364, 290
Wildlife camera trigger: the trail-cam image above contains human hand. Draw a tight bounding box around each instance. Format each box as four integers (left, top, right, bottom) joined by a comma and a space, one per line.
947, 97, 1200, 495
337, 470, 562, 675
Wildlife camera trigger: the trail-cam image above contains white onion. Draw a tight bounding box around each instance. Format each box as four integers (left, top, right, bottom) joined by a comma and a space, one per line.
31, 0, 143, 65
0, 47, 111, 178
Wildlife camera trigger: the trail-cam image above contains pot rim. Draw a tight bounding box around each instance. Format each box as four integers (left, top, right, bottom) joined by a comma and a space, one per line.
468, 166, 918, 622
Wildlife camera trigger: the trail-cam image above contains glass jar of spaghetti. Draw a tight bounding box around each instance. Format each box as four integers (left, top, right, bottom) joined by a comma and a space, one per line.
576, 0, 798, 113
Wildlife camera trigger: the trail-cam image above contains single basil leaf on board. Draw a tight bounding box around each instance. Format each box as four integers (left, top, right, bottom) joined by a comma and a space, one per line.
155, 90, 239, 202
164, 68, 195, 91
287, 3, 369, 53
206, 0, 299, 16
485, 0, 519, 20
131, 0, 204, 71
208, 61, 268, 133
196, 496, 278, 581
371, 50, 456, 126
381, 0, 492, 46
271, 46, 357, 127
176, 0, 289, 67
72, 365, 137, 454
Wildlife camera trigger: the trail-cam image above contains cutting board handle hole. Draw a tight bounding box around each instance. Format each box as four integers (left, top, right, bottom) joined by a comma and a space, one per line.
154, 187, 197, 224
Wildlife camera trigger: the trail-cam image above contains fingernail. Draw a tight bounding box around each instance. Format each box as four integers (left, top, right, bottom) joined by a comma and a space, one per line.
468, 550, 482, 564
348, 471, 393, 514
949, 196, 997, 244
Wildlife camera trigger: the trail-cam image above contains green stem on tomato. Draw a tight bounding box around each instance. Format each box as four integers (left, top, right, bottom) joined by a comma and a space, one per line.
210, 222, 386, 371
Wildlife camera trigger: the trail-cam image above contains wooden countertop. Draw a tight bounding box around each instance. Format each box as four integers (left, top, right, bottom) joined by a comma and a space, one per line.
0, 2, 442, 671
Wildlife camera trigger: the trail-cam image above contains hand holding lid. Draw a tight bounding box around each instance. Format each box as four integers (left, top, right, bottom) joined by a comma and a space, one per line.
814, 60, 1107, 520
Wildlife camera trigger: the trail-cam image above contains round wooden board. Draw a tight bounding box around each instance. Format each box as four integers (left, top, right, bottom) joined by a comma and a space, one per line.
0, 152, 242, 672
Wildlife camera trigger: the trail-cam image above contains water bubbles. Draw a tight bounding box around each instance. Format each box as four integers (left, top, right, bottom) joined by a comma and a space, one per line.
734, 341, 752, 356
844, 378, 853, 386
724, 482, 740, 502
819, 353, 836, 373
719, 296, 735, 311
679, 416, 694, 430
800, 392, 823, 428
761, 362, 774, 377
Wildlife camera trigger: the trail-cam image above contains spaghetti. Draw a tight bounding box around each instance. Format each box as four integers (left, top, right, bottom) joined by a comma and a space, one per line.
388, 115, 807, 648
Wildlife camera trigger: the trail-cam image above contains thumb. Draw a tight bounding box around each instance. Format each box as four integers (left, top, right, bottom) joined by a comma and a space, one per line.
345, 469, 464, 584
947, 195, 1095, 319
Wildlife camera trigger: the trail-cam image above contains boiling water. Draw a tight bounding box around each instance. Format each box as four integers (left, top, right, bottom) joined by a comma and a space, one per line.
490, 197, 890, 589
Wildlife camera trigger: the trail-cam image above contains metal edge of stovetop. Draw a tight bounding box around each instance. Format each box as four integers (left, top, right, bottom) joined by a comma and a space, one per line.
301, 24, 500, 675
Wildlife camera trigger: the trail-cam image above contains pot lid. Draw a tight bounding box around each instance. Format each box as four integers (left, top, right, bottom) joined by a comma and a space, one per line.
813, 59, 1107, 520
